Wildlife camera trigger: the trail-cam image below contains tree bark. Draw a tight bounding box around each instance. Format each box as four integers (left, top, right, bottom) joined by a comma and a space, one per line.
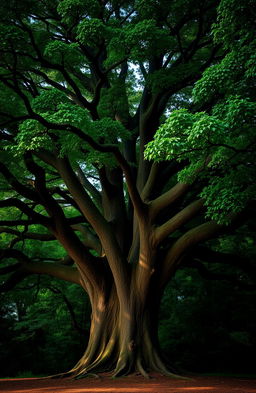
65, 276, 179, 379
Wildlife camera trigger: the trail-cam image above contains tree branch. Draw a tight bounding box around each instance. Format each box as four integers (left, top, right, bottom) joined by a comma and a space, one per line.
141, 162, 160, 202
0, 227, 56, 241
71, 224, 102, 255
114, 150, 146, 218
0, 161, 39, 201
55, 157, 130, 304
29, 68, 86, 108
150, 182, 190, 220
160, 220, 225, 289
0, 249, 81, 287
75, 164, 102, 208
154, 199, 204, 245
0, 198, 51, 226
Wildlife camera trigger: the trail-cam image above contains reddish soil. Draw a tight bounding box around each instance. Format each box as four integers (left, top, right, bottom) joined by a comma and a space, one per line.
0, 374, 256, 393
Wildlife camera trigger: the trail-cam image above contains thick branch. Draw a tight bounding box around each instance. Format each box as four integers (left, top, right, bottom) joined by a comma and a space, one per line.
75, 164, 102, 208
150, 182, 190, 220
56, 157, 108, 231
0, 249, 81, 285
114, 150, 146, 218
160, 220, 224, 289
56, 157, 131, 306
154, 199, 204, 245
71, 224, 102, 255
141, 162, 160, 202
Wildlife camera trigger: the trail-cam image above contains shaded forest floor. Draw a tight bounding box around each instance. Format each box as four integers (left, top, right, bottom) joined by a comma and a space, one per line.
0, 374, 256, 393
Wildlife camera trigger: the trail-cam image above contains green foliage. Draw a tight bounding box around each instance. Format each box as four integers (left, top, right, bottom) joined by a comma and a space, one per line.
145, 97, 256, 223
77, 19, 107, 47
8, 84, 130, 164
57, 0, 101, 25
0, 24, 23, 49
193, 47, 256, 105
32, 90, 70, 113
91, 117, 130, 142
213, 0, 255, 49
12, 120, 52, 155
104, 19, 173, 67
44, 41, 82, 66
97, 83, 130, 120
125, 20, 172, 60
0, 83, 24, 122
147, 61, 199, 95
145, 0, 256, 224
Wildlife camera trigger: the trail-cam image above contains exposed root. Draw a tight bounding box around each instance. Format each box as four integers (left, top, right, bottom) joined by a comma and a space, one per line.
136, 357, 150, 379
112, 358, 134, 378
39, 370, 73, 380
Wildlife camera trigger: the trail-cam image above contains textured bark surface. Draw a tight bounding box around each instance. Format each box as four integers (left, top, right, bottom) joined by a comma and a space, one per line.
60, 277, 178, 379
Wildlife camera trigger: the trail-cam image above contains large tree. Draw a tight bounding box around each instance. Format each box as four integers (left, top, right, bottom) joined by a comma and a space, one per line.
0, 0, 255, 378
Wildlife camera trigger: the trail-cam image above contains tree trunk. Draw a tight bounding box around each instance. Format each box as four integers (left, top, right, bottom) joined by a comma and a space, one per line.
64, 280, 178, 379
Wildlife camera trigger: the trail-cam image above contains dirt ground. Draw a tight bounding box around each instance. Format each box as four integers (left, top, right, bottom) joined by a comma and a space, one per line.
0, 374, 256, 393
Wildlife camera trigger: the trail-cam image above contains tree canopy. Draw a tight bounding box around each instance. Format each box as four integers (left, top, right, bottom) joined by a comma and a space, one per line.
0, 0, 255, 378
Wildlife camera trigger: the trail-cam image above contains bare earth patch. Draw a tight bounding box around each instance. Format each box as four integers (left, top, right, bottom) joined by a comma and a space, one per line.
0, 374, 256, 393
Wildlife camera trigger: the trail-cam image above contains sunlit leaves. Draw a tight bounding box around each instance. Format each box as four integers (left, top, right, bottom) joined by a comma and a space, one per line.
11, 84, 130, 167
145, 109, 224, 162
10, 120, 51, 155
145, 93, 256, 223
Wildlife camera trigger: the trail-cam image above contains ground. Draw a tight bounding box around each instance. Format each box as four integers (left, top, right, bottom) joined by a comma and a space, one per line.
0, 374, 256, 393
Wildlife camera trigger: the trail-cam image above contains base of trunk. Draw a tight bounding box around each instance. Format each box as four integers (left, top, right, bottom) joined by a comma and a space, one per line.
49, 333, 184, 380
49, 285, 186, 379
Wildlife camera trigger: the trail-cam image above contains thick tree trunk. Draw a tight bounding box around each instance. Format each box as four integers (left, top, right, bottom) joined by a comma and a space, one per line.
64, 283, 178, 379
